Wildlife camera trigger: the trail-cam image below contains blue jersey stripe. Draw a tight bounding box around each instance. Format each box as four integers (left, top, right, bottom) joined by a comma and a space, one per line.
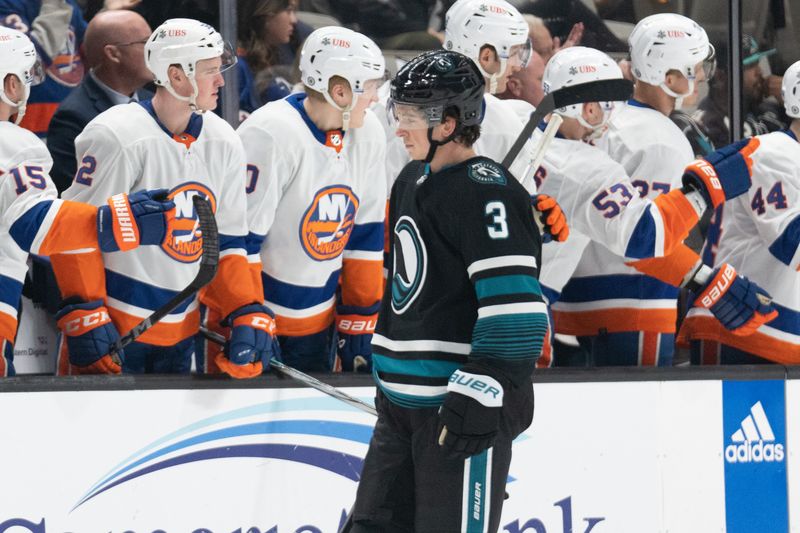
106, 269, 194, 314
245, 232, 265, 255
768, 216, 799, 267
372, 353, 461, 378
624, 205, 657, 259
9, 200, 53, 253
765, 302, 800, 335
346, 222, 384, 252
262, 269, 341, 310
475, 274, 542, 300
559, 274, 678, 303
219, 234, 246, 253
0, 275, 24, 309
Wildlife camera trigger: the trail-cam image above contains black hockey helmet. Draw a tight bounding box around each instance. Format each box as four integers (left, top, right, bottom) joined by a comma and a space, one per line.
390, 50, 484, 128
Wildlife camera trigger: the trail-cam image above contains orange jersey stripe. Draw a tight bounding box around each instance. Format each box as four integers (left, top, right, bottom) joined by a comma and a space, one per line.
200, 254, 260, 319
275, 307, 335, 337
653, 189, 700, 255
640, 331, 659, 366
678, 315, 800, 363
111, 306, 200, 346
0, 313, 18, 345
554, 307, 677, 336
38, 201, 98, 256
340, 258, 384, 308
51, 250, 107, 302
628, 244, 700, 287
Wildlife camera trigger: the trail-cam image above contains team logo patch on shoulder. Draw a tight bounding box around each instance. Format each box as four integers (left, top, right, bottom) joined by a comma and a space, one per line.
392, 216, 427, 314
300, 185, 360, 261
162, 182, 217, 263
467, 160, 507, 185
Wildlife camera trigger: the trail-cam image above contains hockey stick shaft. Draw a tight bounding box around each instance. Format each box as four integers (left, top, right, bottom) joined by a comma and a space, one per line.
110, 196, 219, 360
529, 114, 563, 236
502, 78, 633, 169
199, 326, 378, 417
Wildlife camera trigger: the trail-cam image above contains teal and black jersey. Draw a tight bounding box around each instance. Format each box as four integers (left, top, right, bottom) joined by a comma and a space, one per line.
373, 156, 548, 408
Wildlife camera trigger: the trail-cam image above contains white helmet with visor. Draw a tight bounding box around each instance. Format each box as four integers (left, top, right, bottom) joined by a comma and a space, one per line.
0, 26, 45, 124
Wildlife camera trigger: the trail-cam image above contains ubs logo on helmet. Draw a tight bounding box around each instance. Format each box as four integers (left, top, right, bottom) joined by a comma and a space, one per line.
300, 185, 359, 261
321, 37, 350, 48
657, 30, 686, 38
162, 182, 217, 263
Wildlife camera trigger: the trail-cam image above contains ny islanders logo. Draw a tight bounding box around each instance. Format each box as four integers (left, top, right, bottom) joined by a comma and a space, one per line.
300, 185, 359, 261
163, 182, 217, 263
392, 216, 427, 314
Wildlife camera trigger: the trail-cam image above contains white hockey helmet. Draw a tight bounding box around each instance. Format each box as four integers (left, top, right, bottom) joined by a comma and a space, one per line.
0, 26, 44, 125
145, 18, 236, 111
543, 46, 623, 137
629, 13, 714, 110
444, 0, 531, 94
300, 26, 385, 130
782, 60, 800, 118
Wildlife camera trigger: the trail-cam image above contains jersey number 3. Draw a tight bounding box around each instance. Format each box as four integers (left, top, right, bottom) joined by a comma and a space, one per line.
486, 201, 509, 239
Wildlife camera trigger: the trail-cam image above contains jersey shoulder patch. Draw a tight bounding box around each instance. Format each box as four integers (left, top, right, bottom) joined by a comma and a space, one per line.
467, 159, 507, 186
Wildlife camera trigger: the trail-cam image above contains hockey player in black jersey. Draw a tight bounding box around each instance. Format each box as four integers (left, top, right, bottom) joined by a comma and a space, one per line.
346, 50, 549, 532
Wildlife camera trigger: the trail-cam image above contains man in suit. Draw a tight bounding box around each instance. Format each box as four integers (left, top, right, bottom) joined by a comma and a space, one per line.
47, 9, 152, 193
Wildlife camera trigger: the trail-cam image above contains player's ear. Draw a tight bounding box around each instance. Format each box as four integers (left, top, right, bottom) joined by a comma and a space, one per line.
582, 102, 600, 124
440, 115, 457, 137
329, 78, 352, 107
3, 73, 20, 102
506, 77, 521, 97
168, 64, 186, 84
478, 45, 499, 75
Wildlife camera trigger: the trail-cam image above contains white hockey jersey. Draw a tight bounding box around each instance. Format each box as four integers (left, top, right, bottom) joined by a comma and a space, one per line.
0, 121, 103, 356
532, 124, 700, 334
54, 101, 257, 347
376, 87, 537, 192
237, 93, 387, 336
679, 130, 800, 361
557, 100, 696, 337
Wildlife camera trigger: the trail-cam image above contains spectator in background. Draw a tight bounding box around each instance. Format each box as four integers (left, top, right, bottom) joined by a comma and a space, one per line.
0, 0, 87, 137
47, 9, 152, 193
524, 14, 583, 63
497, 49, 546, 108
695, 35, 788, 149
237, 0, 301, 116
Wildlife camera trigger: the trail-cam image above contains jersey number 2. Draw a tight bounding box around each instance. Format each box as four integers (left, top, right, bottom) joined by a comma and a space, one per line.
486, 201, 509, 239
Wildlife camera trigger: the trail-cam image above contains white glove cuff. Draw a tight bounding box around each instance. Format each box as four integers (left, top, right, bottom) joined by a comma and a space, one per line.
447, 369, 504, 407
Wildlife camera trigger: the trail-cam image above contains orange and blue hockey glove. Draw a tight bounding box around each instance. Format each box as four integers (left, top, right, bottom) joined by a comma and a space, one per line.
335, 303, 379, 372
682, 138, 759, 210
215, 304, 279, 379
97, 189, 175, 252
56, 298, 122, 374
691, 263, 778, 336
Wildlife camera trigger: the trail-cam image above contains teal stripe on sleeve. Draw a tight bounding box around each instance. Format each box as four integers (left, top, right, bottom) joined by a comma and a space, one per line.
474, 275, 542, 300
372, 354, 462, 378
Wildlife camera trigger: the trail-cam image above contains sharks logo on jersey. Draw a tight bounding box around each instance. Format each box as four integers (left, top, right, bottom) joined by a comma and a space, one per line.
468, 160, 507, 185
392, 216, 427, 314
300, 185, 360, 261
163, 182, 217, 263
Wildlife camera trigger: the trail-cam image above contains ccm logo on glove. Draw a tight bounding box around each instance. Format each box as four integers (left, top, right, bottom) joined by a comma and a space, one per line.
108, 193, 139, 251
700, 263, 735, 308
62, 310, 111, 335
249, 315, 277, 334
448, 370, 504, 407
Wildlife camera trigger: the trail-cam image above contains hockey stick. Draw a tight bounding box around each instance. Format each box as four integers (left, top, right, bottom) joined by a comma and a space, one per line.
199, 326, 378, 417
110, 196, 219, 362
502, 78, 633, 169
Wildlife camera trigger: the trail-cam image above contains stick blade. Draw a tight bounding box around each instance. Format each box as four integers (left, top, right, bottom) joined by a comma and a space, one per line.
192, 195, 220, 287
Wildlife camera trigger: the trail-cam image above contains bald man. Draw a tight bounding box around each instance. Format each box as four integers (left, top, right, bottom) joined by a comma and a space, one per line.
498, 49, 546, 109
46, 9, 152, 193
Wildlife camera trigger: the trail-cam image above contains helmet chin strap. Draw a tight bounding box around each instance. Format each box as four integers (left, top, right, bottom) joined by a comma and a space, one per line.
660, 79, 694, 111
323, 91, 356, 131
165, 76, 204, 114
476, 57, 508, 95
0, 84, 29, 125
421, 125, 462, 172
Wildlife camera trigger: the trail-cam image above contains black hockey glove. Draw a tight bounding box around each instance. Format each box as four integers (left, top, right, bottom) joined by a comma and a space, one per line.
437, 363, 507, 460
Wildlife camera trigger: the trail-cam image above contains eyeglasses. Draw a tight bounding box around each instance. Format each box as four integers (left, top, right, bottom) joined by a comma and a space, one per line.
112, 38, 148, 47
